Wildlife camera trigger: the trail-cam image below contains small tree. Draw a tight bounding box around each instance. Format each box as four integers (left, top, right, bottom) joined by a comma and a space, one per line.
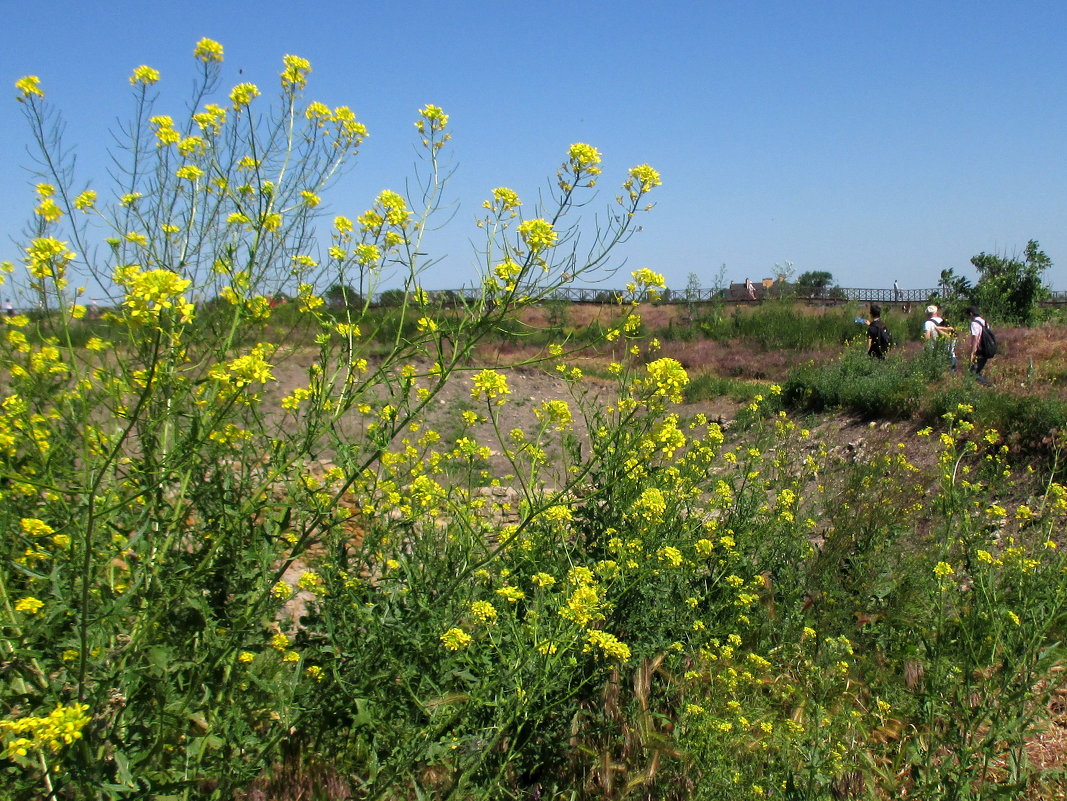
795, 270, 834, 298
376, 288, 407, 307
684, 272, 702, 322
970, 240, 1050, 324
325, 282, 363, 310
769, 261, 796, 300
939, 268, 972, 301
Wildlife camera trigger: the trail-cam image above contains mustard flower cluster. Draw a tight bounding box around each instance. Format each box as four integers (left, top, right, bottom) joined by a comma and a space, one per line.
73, 189, 96, 210
632, 487, 668, 523
130, 65, 161, 86
534, 400, 572, 431
194, 37, 224, 63
486, 187, 521, 213
415, 104, 450, 149
15, 75, 44, 100
280, 54, 312, 92
642, 358, 689, 403
567, 143, 602, 174
356, 190, 411, 249
14, 596, 45, 614
626, 267, 667, 302
24, 237, 75, 285
470, 600, 498, 624
307, 103, 368, 147
114, 265, 194, 324
150, 114, 181, 147
417, 104, 449, 131
471, 369, 510, 403
517, 219, 557, 253
585, 629, 631, 662
0, 704, 90, 758
440, 628, 472, 650
557, 567, 607, 629
192, 103, 227, 136
209, 343, 275, 387
490, 258, 523, 292
230, 82, 260, 109
560, 142, 602, 191
624, 164, 663, 200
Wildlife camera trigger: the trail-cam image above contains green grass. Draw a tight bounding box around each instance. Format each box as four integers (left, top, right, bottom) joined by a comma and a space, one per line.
684, 372, 772, 404
783, 342, 1067, 467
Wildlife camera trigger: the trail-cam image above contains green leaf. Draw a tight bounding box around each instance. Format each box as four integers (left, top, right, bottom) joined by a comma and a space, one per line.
147, 645, 171, 675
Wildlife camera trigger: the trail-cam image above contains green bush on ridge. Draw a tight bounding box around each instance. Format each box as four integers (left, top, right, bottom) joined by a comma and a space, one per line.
783, 341, 1067, 466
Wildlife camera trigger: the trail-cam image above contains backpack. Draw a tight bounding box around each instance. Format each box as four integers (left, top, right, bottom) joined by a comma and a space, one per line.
870, 320, 892, 355
977, 319, 997, 358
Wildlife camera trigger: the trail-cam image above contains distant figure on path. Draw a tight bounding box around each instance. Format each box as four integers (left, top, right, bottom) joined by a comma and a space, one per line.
4, 299, 13, 318
893, 279, 901, 301
745, 278, 756, 300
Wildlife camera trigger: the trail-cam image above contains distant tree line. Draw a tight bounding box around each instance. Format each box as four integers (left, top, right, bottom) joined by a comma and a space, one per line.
215, 242, 1054, 323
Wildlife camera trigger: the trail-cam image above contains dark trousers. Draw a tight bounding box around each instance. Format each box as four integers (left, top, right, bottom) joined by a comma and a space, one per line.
970, 356, 990, 384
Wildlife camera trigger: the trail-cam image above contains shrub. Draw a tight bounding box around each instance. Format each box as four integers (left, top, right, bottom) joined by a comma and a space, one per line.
785, 340, 1067, 466
375, 288, 407, 307
783, 342, 947, 418
2, 43, 663, 799
695, 301, 865, 350
971, 240, 1051, 325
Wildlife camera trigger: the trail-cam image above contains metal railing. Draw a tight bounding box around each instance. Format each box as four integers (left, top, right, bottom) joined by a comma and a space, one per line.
4, 287, 1065, 316
392, 286, 1067, 306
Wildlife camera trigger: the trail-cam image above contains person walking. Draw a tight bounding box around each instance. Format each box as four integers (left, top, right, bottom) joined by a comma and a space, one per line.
893, 279, 901, 302
968, 306, 993, 385
866, 304, 891, 359
745, 278, 756, 300
923, 304, 957, 371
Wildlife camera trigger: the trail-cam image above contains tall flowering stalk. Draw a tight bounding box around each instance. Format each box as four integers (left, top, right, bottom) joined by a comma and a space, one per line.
1, 40, 662, 798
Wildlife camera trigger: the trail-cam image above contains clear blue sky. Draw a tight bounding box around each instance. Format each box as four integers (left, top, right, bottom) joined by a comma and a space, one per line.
3, 0, 1065, 295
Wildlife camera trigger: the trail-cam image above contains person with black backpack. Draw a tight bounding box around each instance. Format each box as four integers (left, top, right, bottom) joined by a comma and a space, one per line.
967, 306, 995, 385
866, 304, 892, 359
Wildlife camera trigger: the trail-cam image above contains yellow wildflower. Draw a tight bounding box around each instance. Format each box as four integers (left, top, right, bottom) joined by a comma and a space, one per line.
567, 142, 602, 174
230, 82, 260, 109
471, 369, 509, 403
440, 628, 472, 650
15, 597, 44, 614
194, 37, 225, 63
585, 629, 631, 661
495, 585, 525, 603
15, 76, 44, 99
73, 190, 97, 210
517, 218, 557, 252
270, 633, 290, 651
280, 54, 312, 91
129, 65, 160, 85
625, 164, 662, 197
470, 601, 497, 623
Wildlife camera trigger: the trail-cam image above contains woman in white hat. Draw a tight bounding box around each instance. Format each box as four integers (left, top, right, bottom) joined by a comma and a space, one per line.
923, 305, 958, 371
